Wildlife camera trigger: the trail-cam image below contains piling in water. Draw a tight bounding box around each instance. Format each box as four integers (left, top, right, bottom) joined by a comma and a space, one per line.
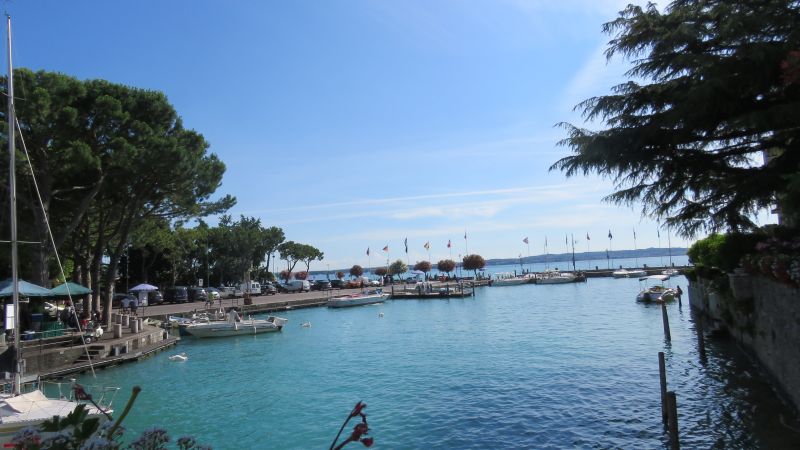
667, 391, 680, 450
659, 352, 667, 423
661, 303, 671, 341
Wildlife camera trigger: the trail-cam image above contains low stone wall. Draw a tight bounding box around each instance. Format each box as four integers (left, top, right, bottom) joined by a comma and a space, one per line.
688, 274, 800, 412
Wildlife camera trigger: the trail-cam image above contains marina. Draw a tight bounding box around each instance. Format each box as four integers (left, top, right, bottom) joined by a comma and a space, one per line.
66, 264, 800, 449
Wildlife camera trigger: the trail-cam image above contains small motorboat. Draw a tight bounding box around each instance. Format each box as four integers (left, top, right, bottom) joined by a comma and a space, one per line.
169, 352, 188, 362
613, 269, 648, 278
327, 289, 389, 308
184, 309, 287, 338
636, 275, 676, 302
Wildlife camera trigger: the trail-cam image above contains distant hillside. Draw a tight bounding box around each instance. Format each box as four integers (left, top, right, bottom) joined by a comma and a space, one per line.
310, 247, 689, 276
486, 247, 688, 266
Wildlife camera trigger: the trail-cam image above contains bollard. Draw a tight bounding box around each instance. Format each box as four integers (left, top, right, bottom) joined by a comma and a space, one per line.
113, 323, 122, 338
138, 318, 144, 330
122, 315, 130, 327
667, 391, 680, 450
661, 302, 671, 341
658, 352, 668, 423
130, 319, 139, 334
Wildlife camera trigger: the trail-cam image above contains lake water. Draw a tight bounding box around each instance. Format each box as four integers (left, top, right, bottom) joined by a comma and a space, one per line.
77, 257, 800, 449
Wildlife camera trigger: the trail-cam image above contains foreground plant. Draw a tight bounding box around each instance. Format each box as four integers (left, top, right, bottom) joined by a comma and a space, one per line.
329, 401, 374, 450
11, 385, 210, 450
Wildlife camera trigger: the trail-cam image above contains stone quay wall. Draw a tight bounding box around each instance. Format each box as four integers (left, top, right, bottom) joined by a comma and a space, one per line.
689, 273, 800, 412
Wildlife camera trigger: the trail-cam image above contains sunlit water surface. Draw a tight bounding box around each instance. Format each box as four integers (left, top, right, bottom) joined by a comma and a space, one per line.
78, 268, 800, 449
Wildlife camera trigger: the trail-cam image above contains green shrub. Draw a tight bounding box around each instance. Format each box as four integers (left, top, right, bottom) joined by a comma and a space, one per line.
687, 232, 763, 272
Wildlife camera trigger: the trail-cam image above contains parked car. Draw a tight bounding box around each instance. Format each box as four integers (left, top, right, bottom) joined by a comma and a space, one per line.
112, 293, 136, 308
187, 287, 208, 303
206, 287, 221, 301
283, 280, 311, 292
330, 279, 347, 289
163, 286, 189, 304
147, 290, 163, 305
261, 282, 277, 295
312, 280, 332, 291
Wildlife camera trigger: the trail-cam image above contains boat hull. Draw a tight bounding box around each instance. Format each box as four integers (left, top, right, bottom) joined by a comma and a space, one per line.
491, 278, 530, 286
636, 288, 676, 303
327, 293, 388, 308
184, 319, 284, 337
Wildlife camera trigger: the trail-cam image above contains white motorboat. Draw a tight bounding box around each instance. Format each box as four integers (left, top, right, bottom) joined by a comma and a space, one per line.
612, 269, 648, 278
327, 290, 389, 308
636, 275, 676, 302
662, 268, 681, 277
536, 270, 577, 284
491, 273, 531, 286
0, 383, 116, 443
184, 310, 287, 337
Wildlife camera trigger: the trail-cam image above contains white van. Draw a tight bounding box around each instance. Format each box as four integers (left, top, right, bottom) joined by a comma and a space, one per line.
240, 281, 261, 295
284, 280, 310, 292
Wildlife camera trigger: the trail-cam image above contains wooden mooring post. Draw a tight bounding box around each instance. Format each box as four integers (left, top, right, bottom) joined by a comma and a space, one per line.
661, 302, 671, 341
658, 352, 668, 423
667, 391, 680, 450
696, 315, 706, 360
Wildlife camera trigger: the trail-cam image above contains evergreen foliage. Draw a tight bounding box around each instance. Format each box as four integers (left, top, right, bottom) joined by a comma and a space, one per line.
551, 0, 800, 237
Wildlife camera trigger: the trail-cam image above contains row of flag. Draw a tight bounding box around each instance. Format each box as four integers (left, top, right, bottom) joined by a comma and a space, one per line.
367, 228, 656, 256
366, 233, 468, 256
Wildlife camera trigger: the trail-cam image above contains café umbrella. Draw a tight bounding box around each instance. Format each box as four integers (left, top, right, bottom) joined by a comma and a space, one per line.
50, 281, 92, 296
0, 279, 53, 297
129, 283, 158, 292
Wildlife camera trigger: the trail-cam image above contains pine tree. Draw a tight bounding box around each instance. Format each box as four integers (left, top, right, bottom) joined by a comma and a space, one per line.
551, 0, 800, 236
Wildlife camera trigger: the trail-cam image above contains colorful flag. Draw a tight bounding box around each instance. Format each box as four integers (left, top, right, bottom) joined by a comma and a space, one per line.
608, 230, 613, 239
366, 247, 370, 256
424, 241, 430, 250
447, 240, 451, 248
404, 237, 408, 253
523, 237, 529, 244
586, 233, 590, 241
565, 234, 569, 245
382, 245, 389, 252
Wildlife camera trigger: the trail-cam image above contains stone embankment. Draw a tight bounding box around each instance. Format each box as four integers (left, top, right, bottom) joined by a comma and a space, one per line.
689, 273, 800, 412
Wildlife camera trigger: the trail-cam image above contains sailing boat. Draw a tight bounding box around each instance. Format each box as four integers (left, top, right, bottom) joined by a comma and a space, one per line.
0, 15, 113, 443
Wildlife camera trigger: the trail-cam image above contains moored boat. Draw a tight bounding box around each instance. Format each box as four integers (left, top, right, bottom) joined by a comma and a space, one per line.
184, 309, 287, 337
327, 290, 389, 308
535, 270, 578, 284
491, 273, 530, 286
612, 269, 648, 278
636, 275, 676, 302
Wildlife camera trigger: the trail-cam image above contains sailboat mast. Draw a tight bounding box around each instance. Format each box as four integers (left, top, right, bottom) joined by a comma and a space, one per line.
6, 15, 21, 395
571, 234, 576, 272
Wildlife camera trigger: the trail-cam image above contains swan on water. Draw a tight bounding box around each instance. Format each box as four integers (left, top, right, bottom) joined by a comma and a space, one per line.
169, 352, 188, 362
379, 312, 384, 318
301, 322, 312, 328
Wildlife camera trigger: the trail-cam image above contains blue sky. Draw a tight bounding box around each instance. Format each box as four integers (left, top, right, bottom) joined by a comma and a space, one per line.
7, 1, 776, 271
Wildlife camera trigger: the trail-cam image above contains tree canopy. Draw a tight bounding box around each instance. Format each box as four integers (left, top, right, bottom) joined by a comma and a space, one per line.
350, 265, 364, 278
388, 259, 408, 279
462, 254, 485, 276
550, 0, 800, 236
437, 259, 456, 274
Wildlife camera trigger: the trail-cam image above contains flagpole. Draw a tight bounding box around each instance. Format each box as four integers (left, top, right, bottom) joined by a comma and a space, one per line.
526, 241, 530, 273
667, 228, 673, 267
544, 237, 549, 270
608, 230, 614, 269
571, 234, 576, 272
586, 233, 590, 270
464, 228, 469, 255
633, 228, 638, 268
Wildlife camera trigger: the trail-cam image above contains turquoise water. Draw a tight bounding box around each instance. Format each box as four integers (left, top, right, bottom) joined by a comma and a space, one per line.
77, 261, 800, 449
